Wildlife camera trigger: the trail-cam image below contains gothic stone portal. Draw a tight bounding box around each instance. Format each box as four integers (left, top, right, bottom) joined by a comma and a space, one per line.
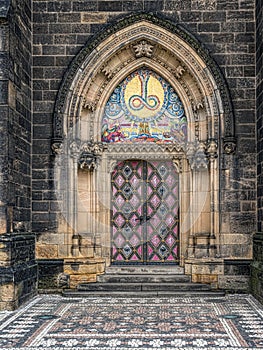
111, 160, 179, 264
52, 17, 243, 290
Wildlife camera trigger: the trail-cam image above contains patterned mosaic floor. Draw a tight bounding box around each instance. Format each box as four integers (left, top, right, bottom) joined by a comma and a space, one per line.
0, 294, 262, 349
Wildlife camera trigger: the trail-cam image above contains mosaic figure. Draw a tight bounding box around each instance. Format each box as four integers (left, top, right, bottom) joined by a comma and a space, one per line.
101, 68, 187, 143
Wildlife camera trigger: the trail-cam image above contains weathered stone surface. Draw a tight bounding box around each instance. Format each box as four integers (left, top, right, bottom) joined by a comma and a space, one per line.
81, 12, 108, 23
192, 274, 218, 284
69, 274, 97, 288
36, 244, 58, 259
64, 263, 98, 275
218, 275, 250, 292
0, 235, 37, 311
37, 259, 64, 289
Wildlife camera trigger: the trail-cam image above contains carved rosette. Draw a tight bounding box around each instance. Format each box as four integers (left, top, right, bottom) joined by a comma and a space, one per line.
133, 40, 154, 58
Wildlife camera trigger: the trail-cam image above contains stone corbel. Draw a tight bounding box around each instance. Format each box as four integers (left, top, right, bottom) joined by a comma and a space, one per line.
223, 137, 237, 155
83, 99, 96, 111
51, 141, 63, 156
102, 64, 113, 79
78, 151, 97, 171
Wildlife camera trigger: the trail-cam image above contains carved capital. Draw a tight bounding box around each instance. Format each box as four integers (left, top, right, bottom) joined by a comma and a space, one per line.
78, 142, 107, 171
187, 142, 208, 170
81, 141, 106, 155
206, 139, 218, 159
70, 140, 81, 160
107, 158, 119, 173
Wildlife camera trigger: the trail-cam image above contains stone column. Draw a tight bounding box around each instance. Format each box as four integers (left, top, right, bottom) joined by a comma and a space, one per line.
207, 139, 219, 258
69, 141, 81, 257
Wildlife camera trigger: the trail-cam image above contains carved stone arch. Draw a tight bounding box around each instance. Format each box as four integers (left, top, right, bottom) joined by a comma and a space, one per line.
52, 12, 236, 153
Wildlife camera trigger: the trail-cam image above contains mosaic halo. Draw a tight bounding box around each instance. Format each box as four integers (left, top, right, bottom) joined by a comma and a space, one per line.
102, 68, 187, 144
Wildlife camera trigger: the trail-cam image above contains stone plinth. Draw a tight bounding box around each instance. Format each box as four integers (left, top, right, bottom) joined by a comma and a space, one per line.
0, 234, 37, 311
64, 258, 105, 289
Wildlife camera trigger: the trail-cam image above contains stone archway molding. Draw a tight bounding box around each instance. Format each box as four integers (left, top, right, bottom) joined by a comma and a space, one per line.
52, 12, 236, 154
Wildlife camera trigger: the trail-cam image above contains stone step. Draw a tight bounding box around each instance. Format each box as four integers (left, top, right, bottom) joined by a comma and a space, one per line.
62, 290, 226, 297
77, 282, 211, 292
105, 265, 185, 275
97, 274, 191, 283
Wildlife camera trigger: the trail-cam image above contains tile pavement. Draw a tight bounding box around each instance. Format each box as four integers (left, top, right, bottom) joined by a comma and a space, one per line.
0, 294, 262, 349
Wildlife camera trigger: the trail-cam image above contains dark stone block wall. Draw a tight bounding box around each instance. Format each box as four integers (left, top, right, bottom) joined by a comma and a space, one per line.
32, 0, 256, 255
251, 0, 263, 303
37, 259, 65, 290
0, 235, 37, 310
0, 0, 37, 310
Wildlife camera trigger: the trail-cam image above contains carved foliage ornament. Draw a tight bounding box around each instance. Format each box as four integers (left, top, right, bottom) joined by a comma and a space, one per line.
78, 142, 106, 171
133, 40, 154, 58
186, 140, 219, 169
51, 142, 63, 155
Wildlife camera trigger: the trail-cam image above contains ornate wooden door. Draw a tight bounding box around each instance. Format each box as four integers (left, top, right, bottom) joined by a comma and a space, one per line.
111, 160, 179, 264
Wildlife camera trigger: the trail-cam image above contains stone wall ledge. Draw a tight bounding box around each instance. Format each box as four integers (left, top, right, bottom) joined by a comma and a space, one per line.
0, 233, 36, 242
185, 258, 224, 265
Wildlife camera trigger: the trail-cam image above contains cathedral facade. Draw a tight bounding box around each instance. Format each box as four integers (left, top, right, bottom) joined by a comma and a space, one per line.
0, 0, 262, 310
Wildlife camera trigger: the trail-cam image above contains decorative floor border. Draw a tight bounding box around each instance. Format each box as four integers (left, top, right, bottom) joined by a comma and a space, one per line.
0, 294, 262, 349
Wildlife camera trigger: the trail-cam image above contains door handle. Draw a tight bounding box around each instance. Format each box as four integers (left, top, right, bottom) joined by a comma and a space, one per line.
136, 216, 151, 224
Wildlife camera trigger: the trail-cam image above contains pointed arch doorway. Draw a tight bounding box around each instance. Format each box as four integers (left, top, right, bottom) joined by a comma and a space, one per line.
111, 159, 179, 264
51, 13, 237, 286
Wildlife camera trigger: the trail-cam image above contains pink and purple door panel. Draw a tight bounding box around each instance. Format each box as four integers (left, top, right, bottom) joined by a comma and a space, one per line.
111, 160, 179, 264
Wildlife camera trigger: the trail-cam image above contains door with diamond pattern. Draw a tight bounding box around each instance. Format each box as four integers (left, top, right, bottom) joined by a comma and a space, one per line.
111, 160, 179, 264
